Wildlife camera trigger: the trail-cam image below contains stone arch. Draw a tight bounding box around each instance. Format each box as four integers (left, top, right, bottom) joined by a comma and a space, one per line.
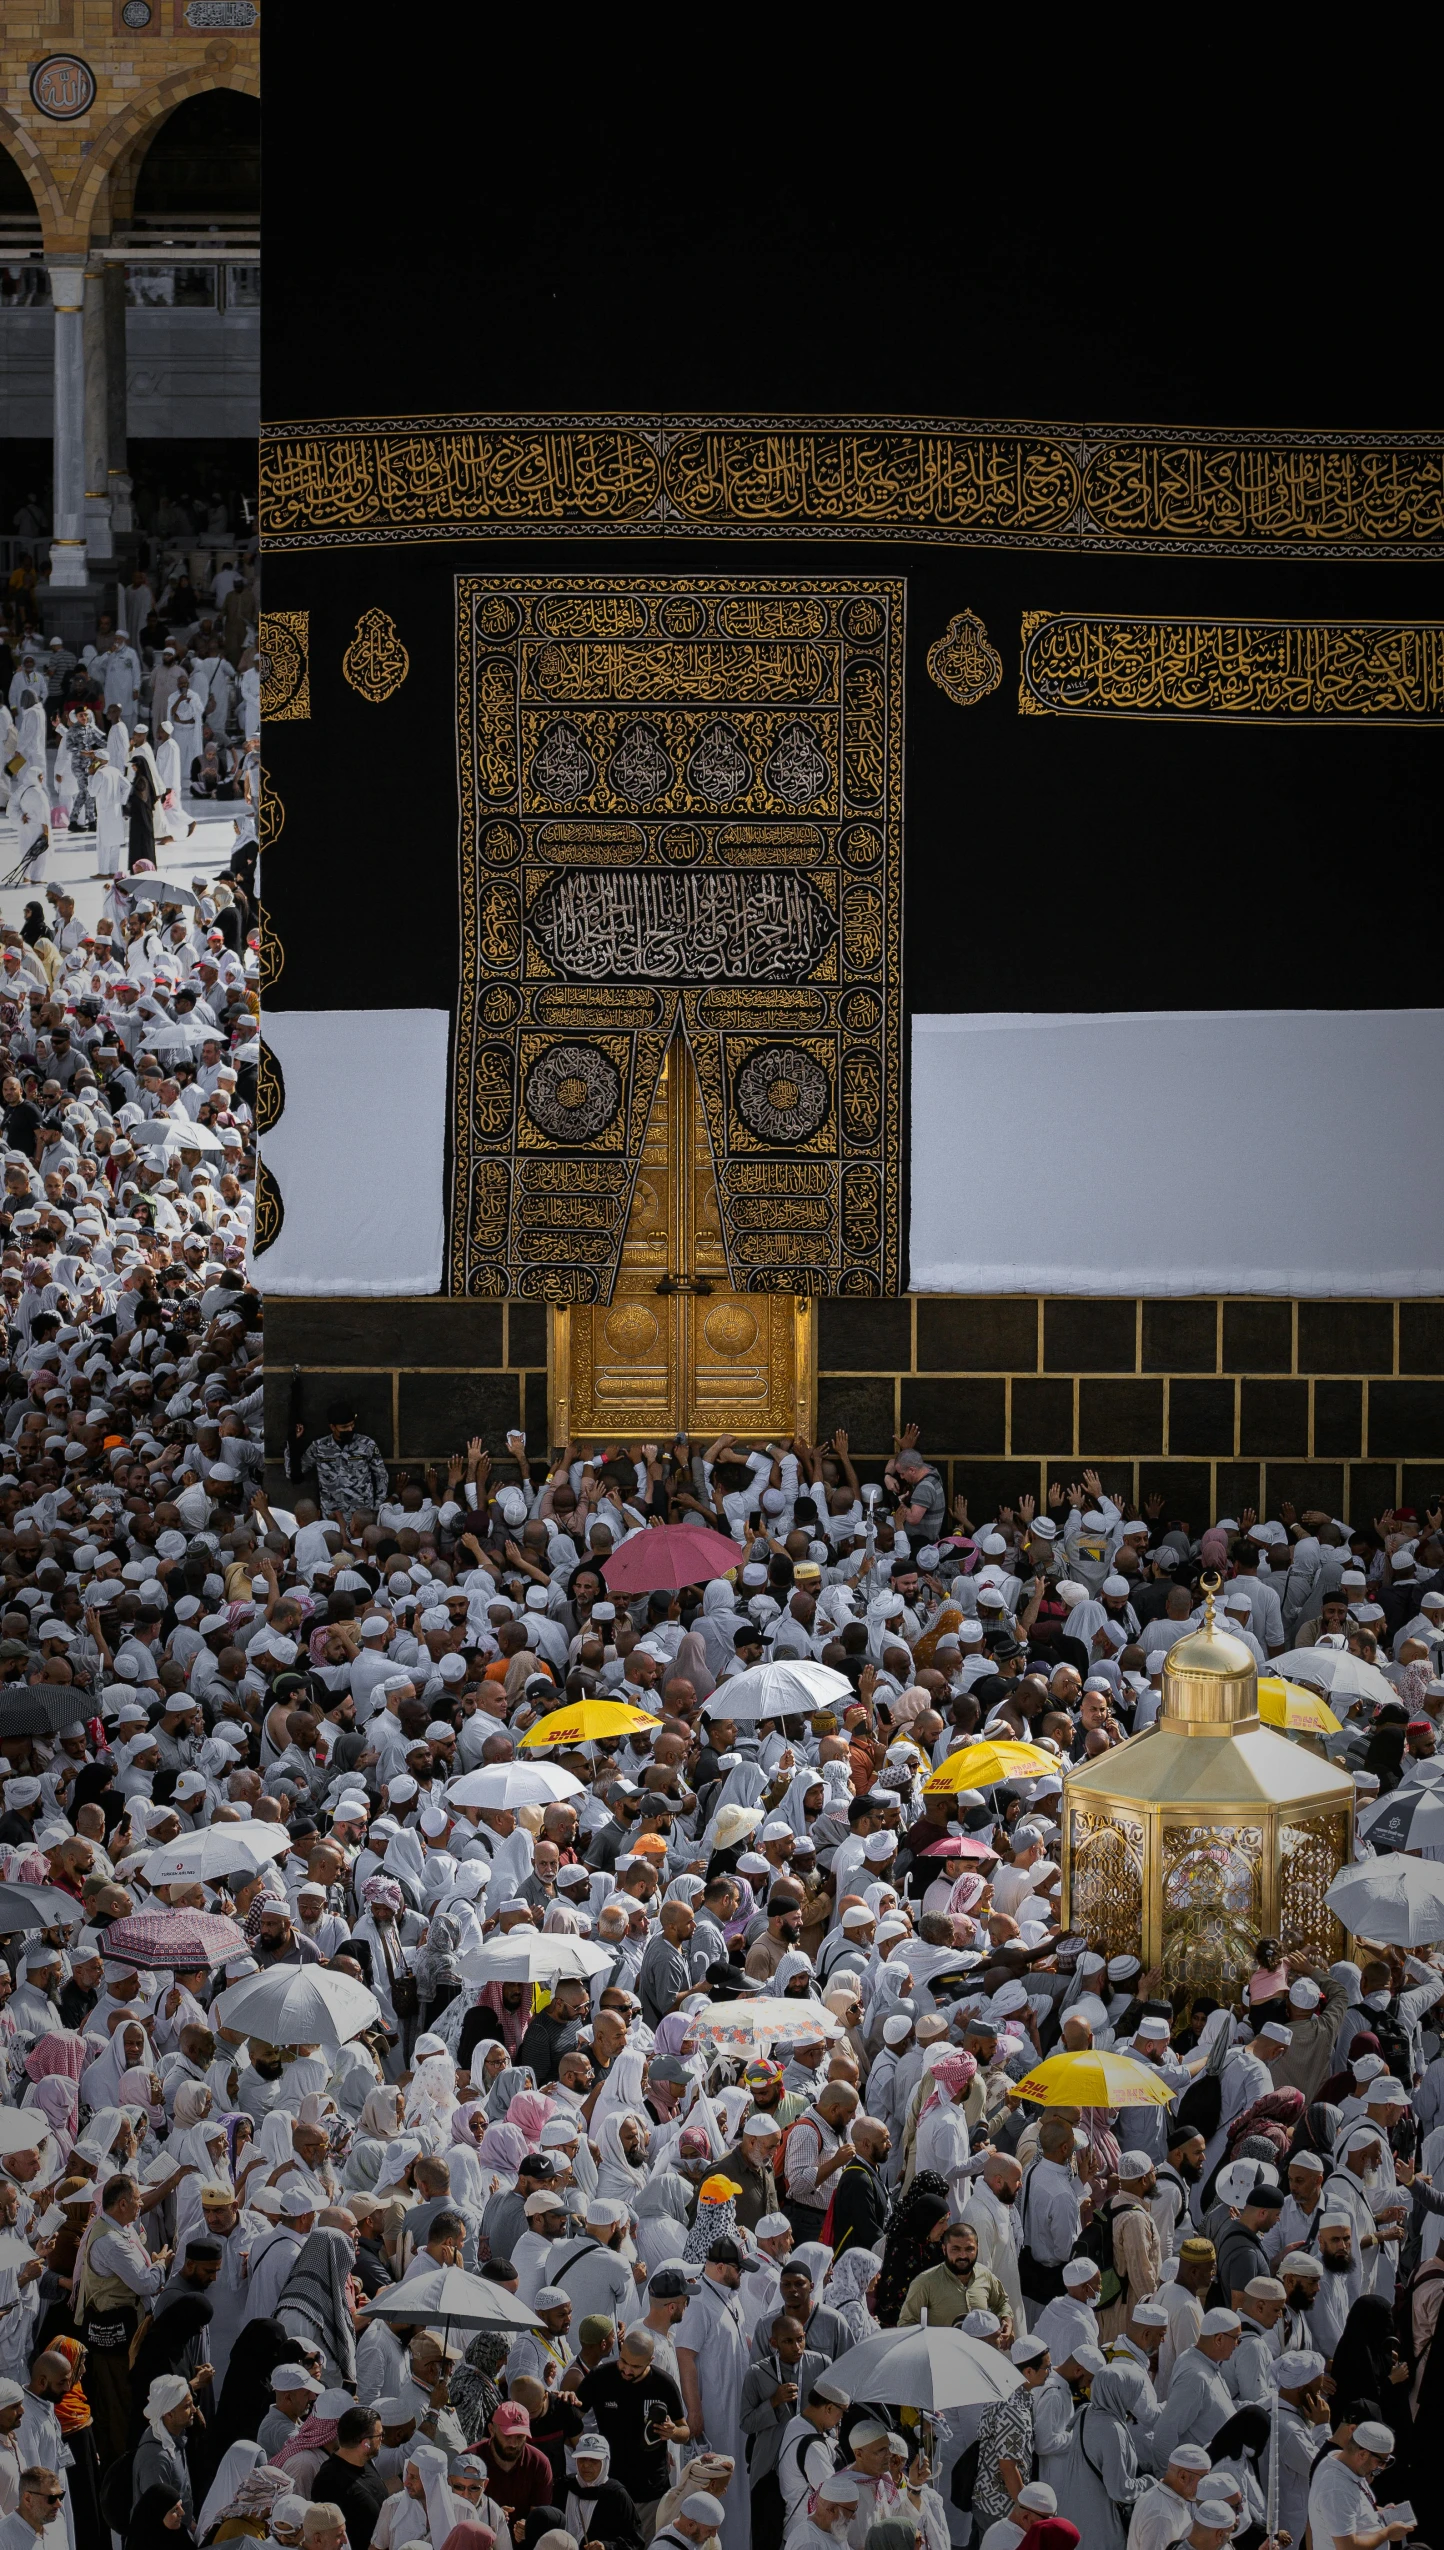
0, 109, 68, 244
53, 54, 259, 252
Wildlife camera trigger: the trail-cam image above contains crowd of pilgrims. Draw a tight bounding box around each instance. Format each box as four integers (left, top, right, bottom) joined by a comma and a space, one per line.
1, 1427, 1443, 2550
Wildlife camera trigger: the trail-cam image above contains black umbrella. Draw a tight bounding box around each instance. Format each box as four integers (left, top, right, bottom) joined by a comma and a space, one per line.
0, 1880, 85, 1931
0, 1688, 91, 1736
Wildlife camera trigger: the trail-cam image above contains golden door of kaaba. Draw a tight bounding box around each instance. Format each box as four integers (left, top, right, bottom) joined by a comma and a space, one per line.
550, 1040, 814, 1443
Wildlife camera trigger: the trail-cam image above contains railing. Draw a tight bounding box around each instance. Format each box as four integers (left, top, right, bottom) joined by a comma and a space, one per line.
0, 249, 260, 310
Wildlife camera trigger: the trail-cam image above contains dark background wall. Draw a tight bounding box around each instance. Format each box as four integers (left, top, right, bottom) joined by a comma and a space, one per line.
267, 1294, 1444, 1532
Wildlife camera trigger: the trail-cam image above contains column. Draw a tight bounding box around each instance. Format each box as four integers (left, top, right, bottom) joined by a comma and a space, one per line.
104, 262, 132, 532
83, 260, 114, 561
45, 258, 89, 588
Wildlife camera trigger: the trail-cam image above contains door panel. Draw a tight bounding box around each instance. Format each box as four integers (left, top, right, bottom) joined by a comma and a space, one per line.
553, 1040, 812, 1443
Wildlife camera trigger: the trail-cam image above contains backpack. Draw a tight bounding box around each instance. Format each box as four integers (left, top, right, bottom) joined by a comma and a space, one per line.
1370, 1998, 1414, 2088
1076, 2195, 1125, 2310
99, 2452, 136, 2534
1175, 2068, 1224, 2139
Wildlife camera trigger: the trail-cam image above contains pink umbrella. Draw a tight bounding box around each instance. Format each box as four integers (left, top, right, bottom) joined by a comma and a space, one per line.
601, 1523, 740, 1594
102, 1909, 248, 1970
917, 1835, 1001, 1860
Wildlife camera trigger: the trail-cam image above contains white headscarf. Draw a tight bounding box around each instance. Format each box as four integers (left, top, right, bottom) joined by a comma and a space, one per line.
144, 2373, 193, 2443
593, 2110, 648, 2204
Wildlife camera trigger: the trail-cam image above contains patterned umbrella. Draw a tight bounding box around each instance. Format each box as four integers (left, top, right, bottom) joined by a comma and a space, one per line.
601, 1524, 740, 1593
102, 1909, 248, 1970
686, 1995, 845, 2053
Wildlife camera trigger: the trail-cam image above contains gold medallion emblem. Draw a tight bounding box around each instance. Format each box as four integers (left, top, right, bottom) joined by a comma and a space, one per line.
926, 609, 1003, 707
342, 607, 410, 703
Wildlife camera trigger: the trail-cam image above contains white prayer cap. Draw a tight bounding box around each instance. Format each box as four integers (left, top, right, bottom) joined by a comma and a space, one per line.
961, 2310, 1000, 2338
1259, 2021, 1293, 2046
1198, 2307, 1241, 2335
1353, 2422, 1395, 2454
280, 2186, 316, 2217
682, 2497, 728, 2526
360, 1615, 389, 1638
841, 1906, 874, 1931
584, 2197, 627, 2225
1271, 2349, 1327, 2386
1288, 2151, 1325, 2174
1136, 2016, 1171, 2042
1317, 2210, 1357, 2230
1010, 2335, 1049, 2365
1131, 2301, 1169, 2328
1288, 1978, 1322, 2009
1016, 2486, 1057, 2514
882, 2015, 912, 2045
0, 2382, 24, 2412
419, 1807, 449, 1837
846, 2420, 888, 2447
1116, 2151, 1154, 2180
1193, 2506, 1238, 2531
540, 2121, 577, 2149
1060, 2259, 1097, 2289
1107, 1954, 1140, 1978
533, 2286, 569, 2310
754, 2214, 791, 2241
1101, 1575, 1130, 1598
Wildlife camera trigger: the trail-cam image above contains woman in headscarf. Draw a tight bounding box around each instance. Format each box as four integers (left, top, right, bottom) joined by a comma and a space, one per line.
46, 2335, 103, 2539
1288, 2098, 1343, 2165
204, 2317, 291, 2462
824, 2247, 880, 2347
589, 2043, 650, 2143
633, 2162, 695, 2272
21, 2073, 77, 2163
561, 2433, 640, 2550
1363, 1704, 1411, 1793
130, 2298, 215, 2445
449, 2327, 513, 2448
275, 2225, 358, 2386
774, 1767, 825, 1840
1204, 2404, 1273, 2541
697, 1579, 747, 1680
593, 2111, 649, 2207
681, 2174, 741, 2264
669, 1622, 716, 1706
194, 2444, 265, 2545
484, 2063, 537, 2122
80, 2013, 150, 2114
125, 2483, 194, 2550
1213, 2084, 1306, 2185
506, 2087, 555, 2145
874, 2173, 951, 2327
202, 2464, 291, 2546
1332, 2294, 1412, 2451
1056, 2361, 1153, 2550
23, 2031, 89, 2101
403, 2043, 460, 2150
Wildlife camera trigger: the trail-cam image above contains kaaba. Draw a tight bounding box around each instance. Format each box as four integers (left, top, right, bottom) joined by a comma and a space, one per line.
257, 67, 1443, 1507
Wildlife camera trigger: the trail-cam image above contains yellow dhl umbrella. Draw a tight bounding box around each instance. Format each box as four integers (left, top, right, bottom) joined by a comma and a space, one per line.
923, 1739, 1059, 1794
1258, 1676, 1341, 1737
1011, 2049, 1178, 2108
519, 1699, 659, 1749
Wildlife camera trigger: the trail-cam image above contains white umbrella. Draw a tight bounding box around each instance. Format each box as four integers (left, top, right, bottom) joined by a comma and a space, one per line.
708, 1659, 853, 1722
1273, 1649, 1400, 1708
454, 1931, 611, 1985
446, 1763, 583, 1809
826, 2324, 1021, 2414
129, 1115, 224, 1152
0, 2112, 51, 2157
1326, 1854, 1444, 1948
142, 1825, 292, 1886
212, 1963, 380, 2046
362, 2266, 543, 2331
686, 1996, 845, 2053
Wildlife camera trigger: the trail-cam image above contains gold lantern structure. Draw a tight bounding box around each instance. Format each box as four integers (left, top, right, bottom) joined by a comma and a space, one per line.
1060, 1583, 1355, 2006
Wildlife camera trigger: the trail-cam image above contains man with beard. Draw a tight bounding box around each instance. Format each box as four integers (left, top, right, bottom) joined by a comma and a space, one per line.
1277, 2251, 1326, 2355
1264, 2151, 1327, 2266
1311, 2215, 1366, 2357
1155, 2125, 1207, 2250
1154, 2239, 1216, 2402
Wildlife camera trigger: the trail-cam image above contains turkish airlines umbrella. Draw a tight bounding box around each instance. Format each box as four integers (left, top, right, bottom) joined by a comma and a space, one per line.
141, 1825, 292, 1885
212, 1963, 380, 2046
709, 1659, 853, 1721
103, 1909, 248, 1970
1358, 1782, 1444, 1856
825, 2324, 1021, 2414
1326, 1854, 1444, 1949
601, 1524, 740, 1593
445, 1762, 583, 1809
